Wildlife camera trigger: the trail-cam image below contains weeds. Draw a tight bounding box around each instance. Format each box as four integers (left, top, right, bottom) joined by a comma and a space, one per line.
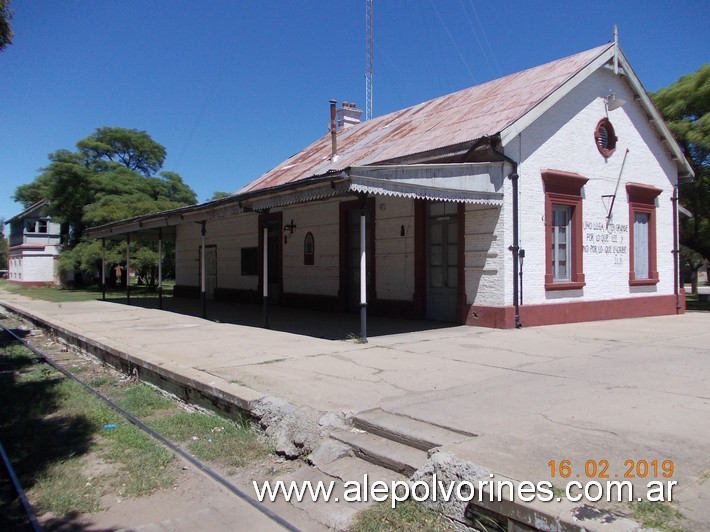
351, 500, 454, 531
149, 412, 270, 467
630, 500, 686, 532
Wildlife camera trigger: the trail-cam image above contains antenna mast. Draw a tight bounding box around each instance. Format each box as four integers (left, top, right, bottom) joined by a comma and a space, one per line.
365, 0, 373, 120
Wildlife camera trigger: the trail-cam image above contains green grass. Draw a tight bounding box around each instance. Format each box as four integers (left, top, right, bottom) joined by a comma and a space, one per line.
350, 500, 454, 532
685, 292, 710, 311
1, 328, 272, 524
31, 460, 103, 515
0, 278, 173, 303
630, 500, 686, 531
113, 384, 175, 417
101, 423, 175, 497
149, 411, 270, 467
0, 340, 178, 515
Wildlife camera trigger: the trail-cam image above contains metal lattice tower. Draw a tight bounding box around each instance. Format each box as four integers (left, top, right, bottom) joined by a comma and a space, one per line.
365, 0, 373, 121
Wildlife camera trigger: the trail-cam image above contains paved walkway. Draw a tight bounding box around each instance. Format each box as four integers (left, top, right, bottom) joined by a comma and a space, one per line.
1, 290, 708, 529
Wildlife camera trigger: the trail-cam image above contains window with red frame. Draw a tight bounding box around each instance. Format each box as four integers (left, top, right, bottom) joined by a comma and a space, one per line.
626, 183, 661, 285
542, 170, 588, 290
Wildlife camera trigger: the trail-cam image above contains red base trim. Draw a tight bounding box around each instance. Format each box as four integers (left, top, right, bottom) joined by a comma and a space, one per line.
466, 294, 685, 329
464, 305, 517, 328
7, 280, 57, 287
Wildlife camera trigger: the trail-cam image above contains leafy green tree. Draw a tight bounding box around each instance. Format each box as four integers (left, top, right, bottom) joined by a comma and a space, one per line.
77, 127, 166, 177
0, 0, 12, 52
210, 191, 232, 201
14, 127, 197, 286
0, 219, 8, 271
652, 64, 710, 289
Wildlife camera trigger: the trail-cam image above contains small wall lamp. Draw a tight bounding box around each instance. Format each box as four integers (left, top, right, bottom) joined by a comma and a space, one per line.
605, 92, 626, 112
283, 219, 296, 243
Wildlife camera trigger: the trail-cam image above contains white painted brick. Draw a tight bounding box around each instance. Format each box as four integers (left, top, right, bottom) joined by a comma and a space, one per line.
504, 67, 678, 306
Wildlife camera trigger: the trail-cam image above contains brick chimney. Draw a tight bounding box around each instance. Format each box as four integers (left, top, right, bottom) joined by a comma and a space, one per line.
336, 102, 363, 130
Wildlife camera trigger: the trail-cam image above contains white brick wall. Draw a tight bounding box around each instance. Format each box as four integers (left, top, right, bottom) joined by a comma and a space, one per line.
464, 203, 505, 306
281, 198, 340, 296
175, 213, 260, 290
373, 197, 415, 301
506, 67, 678, 306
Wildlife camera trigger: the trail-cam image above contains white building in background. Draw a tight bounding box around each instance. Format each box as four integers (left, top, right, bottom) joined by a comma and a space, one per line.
86, 42, 693, 328
5, 200, 62, 286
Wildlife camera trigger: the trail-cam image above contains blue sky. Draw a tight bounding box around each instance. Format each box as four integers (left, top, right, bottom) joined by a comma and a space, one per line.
1, 0, 708, 222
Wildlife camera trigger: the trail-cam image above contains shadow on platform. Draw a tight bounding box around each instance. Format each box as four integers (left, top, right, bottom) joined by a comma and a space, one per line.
102, 295, 456, 340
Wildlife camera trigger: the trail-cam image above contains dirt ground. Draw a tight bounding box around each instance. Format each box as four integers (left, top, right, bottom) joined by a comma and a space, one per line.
0, 311, 306, 531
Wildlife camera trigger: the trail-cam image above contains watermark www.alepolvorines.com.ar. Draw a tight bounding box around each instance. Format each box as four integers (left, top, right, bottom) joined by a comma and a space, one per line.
253, 473, 678, 509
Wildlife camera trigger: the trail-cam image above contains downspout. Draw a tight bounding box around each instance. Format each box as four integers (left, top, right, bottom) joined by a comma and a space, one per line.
671, 186, 680, 312
490, 139, 521, 328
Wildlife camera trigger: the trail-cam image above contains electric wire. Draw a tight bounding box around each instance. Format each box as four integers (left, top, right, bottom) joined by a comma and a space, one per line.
429, 0, 476, 82
466, 0, 502, 77
0, 324, 301, 532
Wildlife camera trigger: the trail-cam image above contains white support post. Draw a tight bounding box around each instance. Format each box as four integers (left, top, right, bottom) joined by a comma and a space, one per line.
158, 228, 163, 310
126, 234, 131, 305
101, 238, 106, 301
201, 221, 206, 318
263, 225, 269, 328
360, 211, 368, 343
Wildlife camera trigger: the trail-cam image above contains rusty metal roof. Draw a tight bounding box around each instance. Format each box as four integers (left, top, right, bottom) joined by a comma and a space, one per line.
240, 44, 613, 194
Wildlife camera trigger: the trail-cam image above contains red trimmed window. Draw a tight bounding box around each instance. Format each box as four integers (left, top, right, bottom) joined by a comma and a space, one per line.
542, 170, 588, 290
304, 232, 314, 265
627, 183, 661, 286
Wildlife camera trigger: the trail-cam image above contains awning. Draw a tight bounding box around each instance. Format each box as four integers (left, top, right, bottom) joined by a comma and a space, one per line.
347, 162, 505, 205
348, 175, 502, 205
85, 162, 505, 239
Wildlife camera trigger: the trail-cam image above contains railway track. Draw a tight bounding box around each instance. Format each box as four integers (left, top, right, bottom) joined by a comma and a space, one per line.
0, 322, 300, 531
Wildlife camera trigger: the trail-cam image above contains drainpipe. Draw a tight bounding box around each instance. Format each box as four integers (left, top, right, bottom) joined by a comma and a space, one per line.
330, 99, 338, 159
671, 187, 680, 312
490, 140, 521, 328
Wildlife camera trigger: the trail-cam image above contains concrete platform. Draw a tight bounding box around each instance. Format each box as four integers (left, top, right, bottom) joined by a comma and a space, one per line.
1, 289, 708, 529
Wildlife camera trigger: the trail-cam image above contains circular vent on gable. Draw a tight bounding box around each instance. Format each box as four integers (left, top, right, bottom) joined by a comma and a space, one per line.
595, 118, 617, 158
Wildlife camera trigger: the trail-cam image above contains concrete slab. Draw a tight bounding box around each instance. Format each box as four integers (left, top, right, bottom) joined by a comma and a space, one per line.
1, 289, 708, 529
330, 429, 429, 476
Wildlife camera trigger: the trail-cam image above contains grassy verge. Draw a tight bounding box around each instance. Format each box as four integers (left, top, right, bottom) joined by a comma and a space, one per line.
630, 500, 686, 531
0, 278, 173, 303
685, 292, 710, 311
350, 500, 454, 532
0, 325, 270, 524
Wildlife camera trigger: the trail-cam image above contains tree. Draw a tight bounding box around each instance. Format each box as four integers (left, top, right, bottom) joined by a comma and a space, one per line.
14, 127, 197, 285
77, 127, 167, 177
210, 191, 232, 201
652, 64, 710, 289
0, 0, 12, 52
0, 219, 8, 271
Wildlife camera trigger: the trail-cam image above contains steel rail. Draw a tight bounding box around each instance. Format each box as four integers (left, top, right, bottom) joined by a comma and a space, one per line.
0, 438, 42, 532
0, 324, 300, 532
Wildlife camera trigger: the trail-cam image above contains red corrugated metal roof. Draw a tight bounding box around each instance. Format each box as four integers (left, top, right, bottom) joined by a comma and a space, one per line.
240, 44, 612, 194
